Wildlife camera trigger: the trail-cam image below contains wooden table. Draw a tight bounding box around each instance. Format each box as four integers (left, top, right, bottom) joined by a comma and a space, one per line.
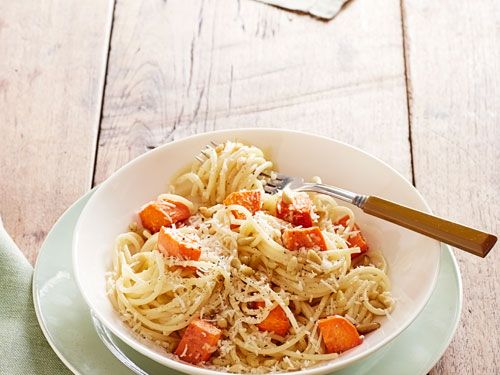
1, 0, 498, 373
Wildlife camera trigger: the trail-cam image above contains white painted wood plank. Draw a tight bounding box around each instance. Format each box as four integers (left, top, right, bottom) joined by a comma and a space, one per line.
402, 0, 500, 373
95, 0, 411, 185
0, 0, 114, 263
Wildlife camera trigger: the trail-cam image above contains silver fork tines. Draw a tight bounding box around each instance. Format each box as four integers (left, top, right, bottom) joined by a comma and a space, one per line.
192, 143, 367, 208
263, 173, 367, 208
263, 173, 293, 194
195, 141, 220, 163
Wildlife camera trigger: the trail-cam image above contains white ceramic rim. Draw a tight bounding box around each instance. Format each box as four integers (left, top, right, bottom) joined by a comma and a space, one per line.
33, 191, 96, 375
421, 249, 462, 375
72, 128, 441, 375
32, 299, 82, 374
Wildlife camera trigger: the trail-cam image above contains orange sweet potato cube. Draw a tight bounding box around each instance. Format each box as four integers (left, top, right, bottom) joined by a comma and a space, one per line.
347, 234, 369, 259
336, 215, 350, 228
336, 215, 369, 258
174, 319, 222, 364
139, 203, 169, 234
318, 315, 362, 354
223, 190, 262, 219
253, 301, 291, 337
282, 227, 327, 251
139, 197, 191, 233
276, 192, 314, 227
158, 227, 201, 262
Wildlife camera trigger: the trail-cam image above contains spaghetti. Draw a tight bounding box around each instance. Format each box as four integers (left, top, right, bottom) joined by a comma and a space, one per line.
106, 141, 395, 373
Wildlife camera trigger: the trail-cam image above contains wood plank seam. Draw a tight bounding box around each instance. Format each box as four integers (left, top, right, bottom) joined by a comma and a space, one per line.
91, 0, 118, 188
399, 0, 416, 187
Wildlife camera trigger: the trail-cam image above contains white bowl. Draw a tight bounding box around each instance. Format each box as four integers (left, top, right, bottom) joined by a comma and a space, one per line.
73, 129, 440, 375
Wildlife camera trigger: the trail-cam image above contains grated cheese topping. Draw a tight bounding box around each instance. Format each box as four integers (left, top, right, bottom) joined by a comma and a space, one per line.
106, 141, 395, 373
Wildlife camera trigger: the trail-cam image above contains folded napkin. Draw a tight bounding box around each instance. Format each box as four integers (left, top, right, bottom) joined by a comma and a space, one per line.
0, 218, 70, 374
254, 0, 349, 19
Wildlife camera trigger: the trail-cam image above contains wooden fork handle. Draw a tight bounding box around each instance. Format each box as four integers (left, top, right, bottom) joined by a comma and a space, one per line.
362, 196, 497, 257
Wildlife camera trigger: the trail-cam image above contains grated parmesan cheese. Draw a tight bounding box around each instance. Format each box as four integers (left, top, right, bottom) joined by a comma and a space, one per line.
106, 141, 395, 373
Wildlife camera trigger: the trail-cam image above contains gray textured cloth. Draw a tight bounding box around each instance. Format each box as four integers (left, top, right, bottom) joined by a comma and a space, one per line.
254, 0, 349, 19
0, 218, 70, 374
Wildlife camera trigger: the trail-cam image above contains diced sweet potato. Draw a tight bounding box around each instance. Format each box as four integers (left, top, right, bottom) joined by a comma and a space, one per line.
158, 195, 191, 221
282, 227, 327, 251
223, 190, 262, 229
139, 197, 191, 233
138, 203, 169, 234
276, 192, 314, 227
318, 315, 362, 354
335, 215, 369, 258
347, 235, 369, 259
158, 227, 201, 262
335, 215, 350, 228
253, 301, 291, 337
174, 319, 222, 364
223, 190, 262, 219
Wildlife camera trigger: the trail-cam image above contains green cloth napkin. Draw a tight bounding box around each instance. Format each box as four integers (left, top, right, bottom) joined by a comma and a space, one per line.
0, 218, 70, 374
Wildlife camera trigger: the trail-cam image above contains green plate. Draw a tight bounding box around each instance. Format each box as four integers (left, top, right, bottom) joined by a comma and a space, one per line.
33, 191, 462, 375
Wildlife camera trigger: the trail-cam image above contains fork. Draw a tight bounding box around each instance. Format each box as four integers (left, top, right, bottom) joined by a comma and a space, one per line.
264, 173, 497, 258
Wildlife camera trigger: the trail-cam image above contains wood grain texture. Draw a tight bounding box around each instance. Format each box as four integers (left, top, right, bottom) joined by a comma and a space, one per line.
402, 1, 500, 373
0, 0, 114, 264
94, 0, 412, 184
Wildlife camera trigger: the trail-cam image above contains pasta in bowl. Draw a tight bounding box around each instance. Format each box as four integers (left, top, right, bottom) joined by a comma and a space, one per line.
73, 129, 440, 375
107, 141, 394, 372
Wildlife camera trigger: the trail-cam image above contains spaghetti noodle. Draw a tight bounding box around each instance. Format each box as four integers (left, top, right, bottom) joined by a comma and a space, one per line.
106, 141, 395, 373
